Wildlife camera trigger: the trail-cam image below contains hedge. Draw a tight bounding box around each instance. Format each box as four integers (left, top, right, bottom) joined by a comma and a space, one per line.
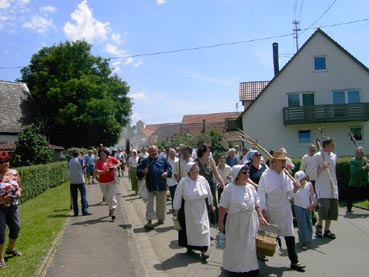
16, 161, 69, 204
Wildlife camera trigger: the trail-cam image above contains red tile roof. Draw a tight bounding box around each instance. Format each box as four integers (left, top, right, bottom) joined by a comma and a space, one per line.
182, 112, 239, 124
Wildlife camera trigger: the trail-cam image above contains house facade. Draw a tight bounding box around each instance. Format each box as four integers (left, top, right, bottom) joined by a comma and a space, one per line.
0, 80, 36, 149
241, 28, 369, 158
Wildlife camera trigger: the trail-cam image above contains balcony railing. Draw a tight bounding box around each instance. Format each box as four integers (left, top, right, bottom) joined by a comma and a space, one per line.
283, 103, 369, 125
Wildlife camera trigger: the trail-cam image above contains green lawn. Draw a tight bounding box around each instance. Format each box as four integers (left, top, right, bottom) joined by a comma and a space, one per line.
1, 183, 70, 277
355, 199, 369, 209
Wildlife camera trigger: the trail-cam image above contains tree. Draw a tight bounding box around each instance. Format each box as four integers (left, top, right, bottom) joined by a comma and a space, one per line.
11, 124, 52, 166
18, 41, 132, 148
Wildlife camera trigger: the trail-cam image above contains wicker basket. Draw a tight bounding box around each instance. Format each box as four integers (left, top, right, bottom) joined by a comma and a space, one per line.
256, 224, 279, 257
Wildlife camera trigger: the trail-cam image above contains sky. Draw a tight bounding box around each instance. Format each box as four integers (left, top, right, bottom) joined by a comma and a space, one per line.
1, 0, 369, 126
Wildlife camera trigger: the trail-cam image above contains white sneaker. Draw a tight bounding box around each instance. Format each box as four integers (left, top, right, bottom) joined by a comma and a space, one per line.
0, 258, 7, 268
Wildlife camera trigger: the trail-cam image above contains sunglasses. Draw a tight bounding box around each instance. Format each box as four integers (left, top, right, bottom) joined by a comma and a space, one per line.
0, 160, 9, 165
240, 171, 249, 175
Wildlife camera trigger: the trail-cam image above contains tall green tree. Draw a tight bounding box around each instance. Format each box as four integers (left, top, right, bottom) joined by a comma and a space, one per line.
18, 41, 132, 148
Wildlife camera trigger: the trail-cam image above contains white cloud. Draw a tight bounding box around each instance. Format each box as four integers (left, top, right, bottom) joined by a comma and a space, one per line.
23, 16, 56, 33
129, 92, 147, 100
130, 112, 143, 124
157, 0, 167, 5
111, 32, 121, 44
64, 0, 109, 43
133, 60, 144, 68
40, 6, 56, 13
105, 43, 126, 56
0, 0, 10, 9
124, 56, 133, 65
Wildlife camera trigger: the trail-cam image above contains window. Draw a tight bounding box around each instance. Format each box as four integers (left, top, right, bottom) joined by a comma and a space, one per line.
332, 89, 361, 104
302, 94, 314, 106
349, 127, 363, 142
288, 93, 314, 107
314, 56, 327, 71
348, 90, 360, 103
333, 90, 345, 104
298, 130, 311, 144
288, 94, 300, 107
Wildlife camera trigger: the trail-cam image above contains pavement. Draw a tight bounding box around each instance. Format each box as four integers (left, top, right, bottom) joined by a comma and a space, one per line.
41, 173, 369, 277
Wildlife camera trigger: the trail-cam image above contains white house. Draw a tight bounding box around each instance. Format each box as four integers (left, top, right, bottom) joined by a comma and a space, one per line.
240, 28, 369, 158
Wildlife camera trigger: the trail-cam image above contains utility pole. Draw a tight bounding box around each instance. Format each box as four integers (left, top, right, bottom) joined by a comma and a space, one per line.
236, 102, 239, 116
292, 20, 300, 51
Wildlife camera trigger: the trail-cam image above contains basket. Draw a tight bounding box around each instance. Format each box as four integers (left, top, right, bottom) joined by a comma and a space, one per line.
256, 224, 279, 257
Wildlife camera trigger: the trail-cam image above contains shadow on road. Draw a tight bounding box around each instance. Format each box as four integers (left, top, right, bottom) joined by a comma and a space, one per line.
155, 252, 204, 270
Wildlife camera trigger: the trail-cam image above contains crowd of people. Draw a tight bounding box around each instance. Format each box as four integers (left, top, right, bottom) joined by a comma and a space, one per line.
2, 135, 369, 274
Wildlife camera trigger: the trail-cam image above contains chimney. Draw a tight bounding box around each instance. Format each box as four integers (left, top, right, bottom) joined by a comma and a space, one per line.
272, 42, 279, 76
201, 119, 206, 133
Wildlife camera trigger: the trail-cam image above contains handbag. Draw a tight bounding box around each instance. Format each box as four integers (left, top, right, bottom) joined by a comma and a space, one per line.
138, 180, 149, 203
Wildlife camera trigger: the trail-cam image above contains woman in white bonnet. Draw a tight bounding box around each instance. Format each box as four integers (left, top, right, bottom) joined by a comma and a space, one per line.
173, 162, 215, 262
218, 165, 267, 276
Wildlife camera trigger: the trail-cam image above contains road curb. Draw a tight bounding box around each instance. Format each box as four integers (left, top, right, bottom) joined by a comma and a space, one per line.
119, 176, 168, 277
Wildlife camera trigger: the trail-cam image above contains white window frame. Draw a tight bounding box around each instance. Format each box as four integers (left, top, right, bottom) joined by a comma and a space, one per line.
313, 56, 327, 72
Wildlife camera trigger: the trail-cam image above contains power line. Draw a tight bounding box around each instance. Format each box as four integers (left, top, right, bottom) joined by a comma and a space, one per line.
301, 0, 337, 35
0, 17, 368, 70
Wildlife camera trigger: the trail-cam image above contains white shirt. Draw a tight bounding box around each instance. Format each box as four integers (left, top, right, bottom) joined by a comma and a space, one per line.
128, 156, 138, 168
175, 158, 192, 180
313, 151, 338, 199
300, 154, 316, 181
167, 157, 178, 187
217, 164, 232, 184
258, 168, 295, 236
294, 182, 313, 209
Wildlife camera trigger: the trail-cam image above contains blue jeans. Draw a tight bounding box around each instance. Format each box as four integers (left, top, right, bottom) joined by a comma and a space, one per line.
294, 205, 312, 246
0, 205, 21, 244
70, 183, 89, 215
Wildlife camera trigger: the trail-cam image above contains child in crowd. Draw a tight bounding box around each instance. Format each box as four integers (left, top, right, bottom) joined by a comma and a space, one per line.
293, 171, 315, 250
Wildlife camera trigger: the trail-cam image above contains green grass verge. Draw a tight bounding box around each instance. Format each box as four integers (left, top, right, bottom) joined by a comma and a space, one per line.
1, 182, 70, 276
355, 199, 369, 209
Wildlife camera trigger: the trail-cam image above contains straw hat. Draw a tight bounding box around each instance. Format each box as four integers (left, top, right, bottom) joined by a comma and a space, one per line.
271, 150, 287, 160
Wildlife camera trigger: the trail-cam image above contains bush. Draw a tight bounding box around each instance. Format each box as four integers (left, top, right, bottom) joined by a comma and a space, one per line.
12, 124, 52, 167
16, 161, 69, 203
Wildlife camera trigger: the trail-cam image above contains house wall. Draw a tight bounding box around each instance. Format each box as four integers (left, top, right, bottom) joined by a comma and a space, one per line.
242, 31, 369, 158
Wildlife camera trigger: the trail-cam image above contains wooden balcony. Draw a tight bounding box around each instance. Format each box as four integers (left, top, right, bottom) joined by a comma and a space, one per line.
283, 103, 369, 125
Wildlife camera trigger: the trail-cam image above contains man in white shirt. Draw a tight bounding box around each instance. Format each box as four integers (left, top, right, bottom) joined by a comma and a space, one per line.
313, 137, 338, 240
300, 144, 317, 188
175, 146, 193, 181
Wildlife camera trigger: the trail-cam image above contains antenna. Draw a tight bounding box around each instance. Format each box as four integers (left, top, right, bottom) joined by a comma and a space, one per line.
292, 20, 300, 51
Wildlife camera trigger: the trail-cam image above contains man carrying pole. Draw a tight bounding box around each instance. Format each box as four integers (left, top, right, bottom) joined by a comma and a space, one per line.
313, 137, 338, 239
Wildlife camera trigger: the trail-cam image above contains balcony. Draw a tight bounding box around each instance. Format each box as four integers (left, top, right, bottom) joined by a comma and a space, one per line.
283, 103, 369, 125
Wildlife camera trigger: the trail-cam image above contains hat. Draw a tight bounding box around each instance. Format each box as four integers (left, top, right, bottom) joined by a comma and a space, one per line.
231, 165, 249, 181
186, 162, 198, 174
294, 170, 306, 182
271, 150, 287, 160
245, 149, 258, 163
